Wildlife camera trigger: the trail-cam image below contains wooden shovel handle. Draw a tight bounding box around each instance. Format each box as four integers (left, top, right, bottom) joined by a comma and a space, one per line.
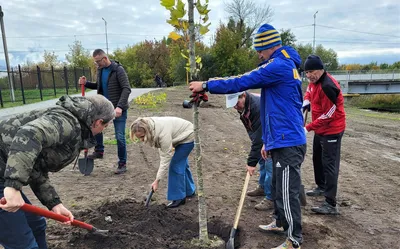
303, 109, 309, 127
233, 171, 251, 229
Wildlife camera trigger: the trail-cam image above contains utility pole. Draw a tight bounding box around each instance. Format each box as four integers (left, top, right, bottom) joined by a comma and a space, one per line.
312, 10, 318, 54
101, 17, 109, 55
0, 6, 15, 102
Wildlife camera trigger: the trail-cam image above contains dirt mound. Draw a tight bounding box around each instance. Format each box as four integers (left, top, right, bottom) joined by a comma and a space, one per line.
49, 199, 235, 249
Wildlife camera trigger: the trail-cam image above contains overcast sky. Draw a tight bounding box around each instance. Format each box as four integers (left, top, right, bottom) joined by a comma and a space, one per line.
1, 0, 399, 68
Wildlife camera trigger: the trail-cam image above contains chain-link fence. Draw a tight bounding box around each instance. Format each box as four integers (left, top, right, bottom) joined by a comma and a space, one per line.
0, 65, 92, 107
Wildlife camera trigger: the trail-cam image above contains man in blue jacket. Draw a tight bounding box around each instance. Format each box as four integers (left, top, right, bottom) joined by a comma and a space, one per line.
190, 24, 306, 249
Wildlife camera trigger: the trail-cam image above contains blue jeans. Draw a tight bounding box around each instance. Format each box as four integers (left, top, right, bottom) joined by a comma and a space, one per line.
0, 184, 47, 249
167, 142, 196, 201
259, 158, 273, 200
94, 109, 127, 164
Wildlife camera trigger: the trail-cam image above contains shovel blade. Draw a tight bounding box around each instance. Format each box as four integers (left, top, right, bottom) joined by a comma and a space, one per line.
145, 189, 154, 207
226, 227, 237, 249
226, 238, 235, 249
78, 158, 94, 176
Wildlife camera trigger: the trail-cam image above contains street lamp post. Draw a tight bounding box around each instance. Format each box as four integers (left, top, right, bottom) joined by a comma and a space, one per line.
101, 17, 109, 55
0, 6, 15, 102
313, 10, 318, 54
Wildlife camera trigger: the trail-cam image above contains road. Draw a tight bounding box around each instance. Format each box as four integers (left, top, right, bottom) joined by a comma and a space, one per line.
0, 88, 156, 119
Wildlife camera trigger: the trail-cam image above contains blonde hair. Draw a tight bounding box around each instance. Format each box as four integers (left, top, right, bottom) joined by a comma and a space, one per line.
130, 118, 154, 145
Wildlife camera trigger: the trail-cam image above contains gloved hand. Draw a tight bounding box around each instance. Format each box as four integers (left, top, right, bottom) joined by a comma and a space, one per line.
302, 99, 310, 113
189, 91, 208, 107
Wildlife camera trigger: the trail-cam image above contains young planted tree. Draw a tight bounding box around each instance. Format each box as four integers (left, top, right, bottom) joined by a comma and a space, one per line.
161, 0, 223, 247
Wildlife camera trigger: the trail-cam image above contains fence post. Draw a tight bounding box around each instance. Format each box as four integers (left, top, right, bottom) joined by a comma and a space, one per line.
51, 65, 56, 96
74, 67, 78, 92
64, 66, 69, 95
11, 68, 16, 92
0, 87, 3, 107
89, 67, 93, 82
18, 65, 25, 104
36, 66, 43, 101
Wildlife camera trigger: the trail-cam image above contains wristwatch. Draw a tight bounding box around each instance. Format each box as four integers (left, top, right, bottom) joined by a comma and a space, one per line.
202, 81, 208, 92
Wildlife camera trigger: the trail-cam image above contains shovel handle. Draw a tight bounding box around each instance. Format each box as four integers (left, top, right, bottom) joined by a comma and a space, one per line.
81, 83, 85, 97
303, 109, 309, 127
233, 171, 251, 229
0, 198, 93, 231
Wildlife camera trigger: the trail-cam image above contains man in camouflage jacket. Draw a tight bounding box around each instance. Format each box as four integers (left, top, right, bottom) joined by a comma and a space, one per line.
0, 95, 114, 249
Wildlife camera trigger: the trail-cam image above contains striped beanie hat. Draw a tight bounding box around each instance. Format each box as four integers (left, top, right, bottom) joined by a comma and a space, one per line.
253, 24, 282, 51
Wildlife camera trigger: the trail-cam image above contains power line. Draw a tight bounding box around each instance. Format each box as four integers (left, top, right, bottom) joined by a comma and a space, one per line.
316, 24, 400, 38
7, 33, 214, 39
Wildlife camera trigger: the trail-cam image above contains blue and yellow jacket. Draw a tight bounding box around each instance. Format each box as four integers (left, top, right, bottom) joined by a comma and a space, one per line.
207, 46, 306, 150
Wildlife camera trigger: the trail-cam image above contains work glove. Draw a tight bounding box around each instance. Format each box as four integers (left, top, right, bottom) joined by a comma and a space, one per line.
189, 91, 209, 107
302, 99, 310, 113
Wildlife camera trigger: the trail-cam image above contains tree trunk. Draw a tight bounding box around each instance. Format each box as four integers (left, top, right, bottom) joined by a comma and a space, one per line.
188, 0, 209, 243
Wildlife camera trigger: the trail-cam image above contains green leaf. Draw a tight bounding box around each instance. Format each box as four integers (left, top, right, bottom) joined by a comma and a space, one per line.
180, 52, 188, 59
199, 23, 211, 35
167, 18, 180, 27
195, 56, 202, 64
202, 14, 209, 23
181, 20, 189, 31
160, 0, 175, 9
176, 0, 186, 17
199, 62, 203, 70
168, 31, 182, 40
185, 66, 190, 72
196, 2, 210, 15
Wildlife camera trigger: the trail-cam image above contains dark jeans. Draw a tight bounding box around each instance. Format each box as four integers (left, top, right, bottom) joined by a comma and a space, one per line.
0, 184, 47, 249
271, 144, 306, 247
94, 109, 127, 164
313, 131, 344, 206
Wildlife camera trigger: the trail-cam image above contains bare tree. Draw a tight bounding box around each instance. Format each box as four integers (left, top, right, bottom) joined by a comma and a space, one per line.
225, 0, 274, 47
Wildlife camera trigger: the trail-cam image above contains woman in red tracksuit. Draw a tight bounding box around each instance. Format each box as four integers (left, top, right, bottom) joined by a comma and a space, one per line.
303, 55, 346, 215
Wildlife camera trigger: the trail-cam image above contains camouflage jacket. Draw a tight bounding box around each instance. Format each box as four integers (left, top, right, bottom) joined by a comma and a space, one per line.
0, 95, 96, 209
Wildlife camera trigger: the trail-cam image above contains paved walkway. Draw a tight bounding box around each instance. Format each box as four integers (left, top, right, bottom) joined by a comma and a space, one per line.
0, 88, 156, 119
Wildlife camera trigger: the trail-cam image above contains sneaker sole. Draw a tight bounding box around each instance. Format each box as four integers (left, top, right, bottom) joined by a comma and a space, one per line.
258, 227, 285, 234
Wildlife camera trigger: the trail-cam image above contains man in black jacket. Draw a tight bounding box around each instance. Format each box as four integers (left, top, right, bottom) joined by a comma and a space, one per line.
226, 92, 273, 211
79, 49, 131, 174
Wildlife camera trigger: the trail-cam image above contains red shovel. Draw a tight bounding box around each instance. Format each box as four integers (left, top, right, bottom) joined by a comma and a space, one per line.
77, 83, 94, 176
0, 198, 108, 236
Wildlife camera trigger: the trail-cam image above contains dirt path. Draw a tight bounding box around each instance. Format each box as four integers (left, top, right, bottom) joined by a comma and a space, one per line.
20, 86, 399, 248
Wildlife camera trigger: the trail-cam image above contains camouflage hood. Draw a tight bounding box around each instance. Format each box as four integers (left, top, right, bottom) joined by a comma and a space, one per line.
56, 95, 95, 130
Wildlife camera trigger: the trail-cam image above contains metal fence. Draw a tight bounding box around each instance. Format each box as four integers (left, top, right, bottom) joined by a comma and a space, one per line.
0, 65, 92, 107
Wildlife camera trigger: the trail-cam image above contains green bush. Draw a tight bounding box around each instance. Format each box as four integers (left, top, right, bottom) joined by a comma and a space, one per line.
349, 94, 400, 112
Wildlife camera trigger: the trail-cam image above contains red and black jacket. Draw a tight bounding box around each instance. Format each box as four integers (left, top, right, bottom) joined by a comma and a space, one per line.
304, 72, 346, 135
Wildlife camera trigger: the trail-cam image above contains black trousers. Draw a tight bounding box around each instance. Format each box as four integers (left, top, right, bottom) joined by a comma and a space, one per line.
312, 132, 344, 206
271, 144, 306, 247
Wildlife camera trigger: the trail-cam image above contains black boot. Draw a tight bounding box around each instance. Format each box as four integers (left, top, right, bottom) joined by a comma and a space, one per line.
167, 199, 186, 208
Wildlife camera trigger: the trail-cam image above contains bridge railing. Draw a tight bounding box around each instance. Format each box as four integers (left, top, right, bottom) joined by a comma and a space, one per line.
329, 70, 400, 81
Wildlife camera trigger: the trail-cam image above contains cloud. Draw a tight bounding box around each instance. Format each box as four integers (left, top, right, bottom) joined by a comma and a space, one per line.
0, 0, 399, 67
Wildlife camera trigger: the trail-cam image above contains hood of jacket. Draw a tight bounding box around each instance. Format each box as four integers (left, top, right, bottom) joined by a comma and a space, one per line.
56, 95, 95, 130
